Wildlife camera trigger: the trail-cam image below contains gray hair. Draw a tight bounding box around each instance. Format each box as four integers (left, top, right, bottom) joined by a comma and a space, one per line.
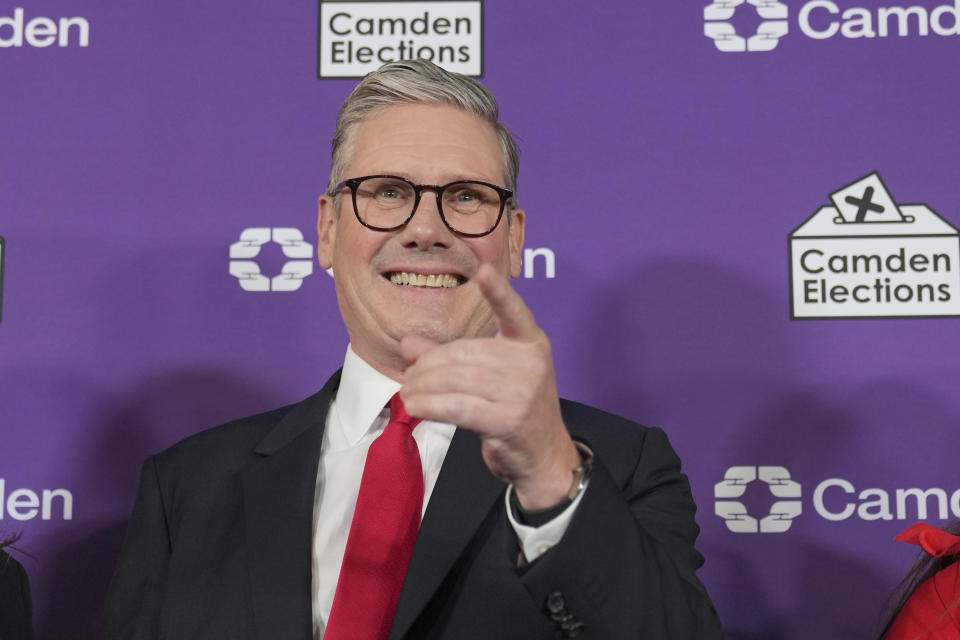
326, 59, 520, 205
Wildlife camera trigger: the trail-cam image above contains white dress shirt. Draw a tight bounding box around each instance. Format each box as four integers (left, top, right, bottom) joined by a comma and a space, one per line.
311, 345, 584, 638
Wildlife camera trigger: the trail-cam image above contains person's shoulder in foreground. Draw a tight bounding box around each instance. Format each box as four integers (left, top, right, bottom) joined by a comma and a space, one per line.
880, 521, 960, 640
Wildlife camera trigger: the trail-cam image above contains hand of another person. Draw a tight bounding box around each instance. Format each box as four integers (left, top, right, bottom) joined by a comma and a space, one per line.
400, 264, 581, 510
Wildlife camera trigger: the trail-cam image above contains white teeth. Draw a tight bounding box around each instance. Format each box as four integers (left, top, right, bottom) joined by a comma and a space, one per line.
388, 271, 463, 288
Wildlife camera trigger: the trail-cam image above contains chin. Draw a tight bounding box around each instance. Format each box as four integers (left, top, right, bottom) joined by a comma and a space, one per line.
395, 321, 463, 345
382, 304, 497, 346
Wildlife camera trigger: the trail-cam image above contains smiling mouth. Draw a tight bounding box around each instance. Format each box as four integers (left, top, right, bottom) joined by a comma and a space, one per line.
386, 271, 464, 288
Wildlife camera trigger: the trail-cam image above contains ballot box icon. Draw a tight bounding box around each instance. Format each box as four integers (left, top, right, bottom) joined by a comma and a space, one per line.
829, 172, 906, 224
789, 173, 960, 319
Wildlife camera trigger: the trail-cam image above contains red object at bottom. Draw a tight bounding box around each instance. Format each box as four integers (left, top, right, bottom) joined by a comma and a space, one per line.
885, 563, 960, 639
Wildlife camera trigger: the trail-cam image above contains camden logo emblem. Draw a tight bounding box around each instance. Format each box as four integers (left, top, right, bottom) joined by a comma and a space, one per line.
789, 172, 960, 319
715, 466, 802, 533
229, 228, 314, 292
704, 0, 789, 52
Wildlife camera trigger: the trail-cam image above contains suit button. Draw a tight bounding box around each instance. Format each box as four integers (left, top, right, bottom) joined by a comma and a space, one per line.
546, 591, 566, 615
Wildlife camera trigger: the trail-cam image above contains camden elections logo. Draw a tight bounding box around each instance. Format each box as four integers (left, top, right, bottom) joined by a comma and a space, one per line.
317, 1, 483, 78
789, 172, 960, 319
715, 466, 802, 533
704, 0, 789, 52
229, 228, 314, 292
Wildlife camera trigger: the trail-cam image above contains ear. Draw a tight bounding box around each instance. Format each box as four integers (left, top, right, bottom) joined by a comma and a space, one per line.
317, 194, 338, 269
507, 209, 525, 279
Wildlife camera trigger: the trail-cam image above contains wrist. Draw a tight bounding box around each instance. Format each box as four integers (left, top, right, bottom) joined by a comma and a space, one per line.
513, 439, 592, 510
509, 488, 572, 527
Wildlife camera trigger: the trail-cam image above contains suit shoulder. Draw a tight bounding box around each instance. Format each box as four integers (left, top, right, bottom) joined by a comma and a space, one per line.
153, 400, 301, 467
147, 374, 339, 485
559, 398, 677, 474
559, 397, 653, 441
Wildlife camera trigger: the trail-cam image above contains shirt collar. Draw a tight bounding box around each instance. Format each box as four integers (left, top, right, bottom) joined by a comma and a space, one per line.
334, 344, 402, 447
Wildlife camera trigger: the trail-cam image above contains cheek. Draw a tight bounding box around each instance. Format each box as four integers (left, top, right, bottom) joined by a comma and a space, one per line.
469, 233, 509, 264
335, 227, 377, 272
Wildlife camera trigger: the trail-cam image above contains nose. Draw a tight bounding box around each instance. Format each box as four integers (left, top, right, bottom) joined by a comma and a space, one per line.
399, 189, 454, 250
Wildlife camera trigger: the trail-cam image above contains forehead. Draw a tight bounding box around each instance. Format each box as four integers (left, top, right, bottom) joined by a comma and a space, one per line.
347, 103, 504, 185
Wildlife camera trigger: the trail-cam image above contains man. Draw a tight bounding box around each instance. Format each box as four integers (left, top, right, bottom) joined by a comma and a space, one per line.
101, 60, 721, 639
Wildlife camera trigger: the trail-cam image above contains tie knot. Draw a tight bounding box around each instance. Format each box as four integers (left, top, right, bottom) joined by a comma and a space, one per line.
388, 393, 421, 430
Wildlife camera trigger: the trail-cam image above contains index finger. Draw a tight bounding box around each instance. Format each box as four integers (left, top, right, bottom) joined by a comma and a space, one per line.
475, 263, 538, 340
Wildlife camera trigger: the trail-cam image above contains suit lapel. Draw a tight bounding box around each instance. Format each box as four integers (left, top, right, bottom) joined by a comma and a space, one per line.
242, 372, 341, 640
389, 428, 505, 640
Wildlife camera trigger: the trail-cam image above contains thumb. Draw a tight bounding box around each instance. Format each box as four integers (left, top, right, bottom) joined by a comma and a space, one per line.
476, 263, 537, 340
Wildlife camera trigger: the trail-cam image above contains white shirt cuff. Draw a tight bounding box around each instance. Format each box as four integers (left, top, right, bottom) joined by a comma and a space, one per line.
504, 481, 589, 562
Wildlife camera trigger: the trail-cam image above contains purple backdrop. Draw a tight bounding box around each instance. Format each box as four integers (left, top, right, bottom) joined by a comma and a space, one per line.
2, 1, 959, 637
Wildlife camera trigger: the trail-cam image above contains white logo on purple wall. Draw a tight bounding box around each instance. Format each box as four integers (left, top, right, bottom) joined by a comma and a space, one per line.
229, 228, 314, 292
704, 0, 789, 52
0, 8, 90, 48
718, 468, 960, 530
789, 172, 960, 319
705, 0, 960, 51
0, 478, 73, 521
715, 466, 803, 533
318, 1, 483, 78
229, 226, 557, 284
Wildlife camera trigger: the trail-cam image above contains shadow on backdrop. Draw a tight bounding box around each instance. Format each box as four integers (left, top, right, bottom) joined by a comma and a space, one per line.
566, 257, 953, 638
33, 368, 286, 639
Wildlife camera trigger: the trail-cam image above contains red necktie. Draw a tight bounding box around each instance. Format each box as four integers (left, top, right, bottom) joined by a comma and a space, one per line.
325, 393, 423, 640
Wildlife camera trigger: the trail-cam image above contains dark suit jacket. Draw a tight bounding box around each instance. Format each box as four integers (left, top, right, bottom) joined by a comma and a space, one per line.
101, 371, 721, 639
0, 549, 34, 640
